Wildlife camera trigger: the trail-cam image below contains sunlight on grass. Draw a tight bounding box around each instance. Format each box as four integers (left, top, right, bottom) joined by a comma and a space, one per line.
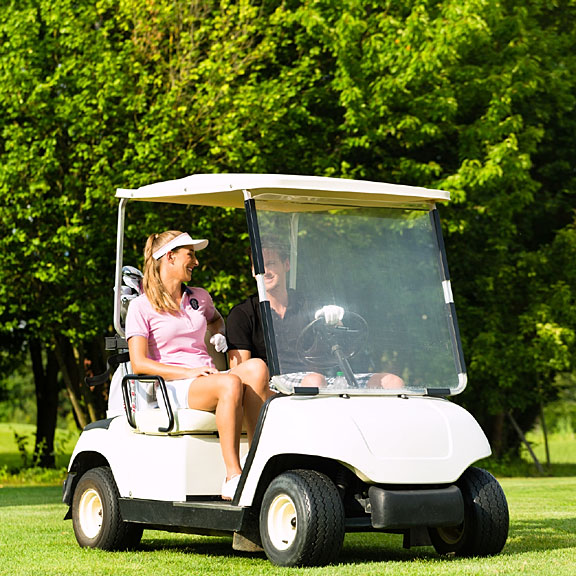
1, 479, 576, 576
0, 422, 575, 574
0, 422, 79, 484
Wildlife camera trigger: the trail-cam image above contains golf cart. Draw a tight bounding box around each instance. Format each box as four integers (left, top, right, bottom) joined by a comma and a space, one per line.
63, 174, 509, 567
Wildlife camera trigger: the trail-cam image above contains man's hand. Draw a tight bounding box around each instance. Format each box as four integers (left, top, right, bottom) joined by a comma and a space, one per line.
209, 333, 228, 353
315, 305, 344, 325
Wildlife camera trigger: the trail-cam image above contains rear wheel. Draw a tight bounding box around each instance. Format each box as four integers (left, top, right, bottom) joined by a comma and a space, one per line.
259, 469, 345, 567
429, 467, 509, 556
72, 466, 143, 550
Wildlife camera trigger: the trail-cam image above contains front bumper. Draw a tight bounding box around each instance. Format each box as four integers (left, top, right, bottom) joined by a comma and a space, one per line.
369, 485, 463, 529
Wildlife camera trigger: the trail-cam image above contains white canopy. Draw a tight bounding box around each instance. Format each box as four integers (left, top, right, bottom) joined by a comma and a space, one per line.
116, 173, 450, 210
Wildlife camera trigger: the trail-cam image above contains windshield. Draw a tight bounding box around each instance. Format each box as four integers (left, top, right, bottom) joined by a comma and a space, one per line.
254, 203, 465, 396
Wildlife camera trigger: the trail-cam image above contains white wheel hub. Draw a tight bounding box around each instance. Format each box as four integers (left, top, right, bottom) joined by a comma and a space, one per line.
79, 488, 103, 539
267, 493, 297, 550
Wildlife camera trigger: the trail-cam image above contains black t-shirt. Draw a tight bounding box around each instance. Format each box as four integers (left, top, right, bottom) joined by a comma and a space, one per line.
226, 290, 314, 373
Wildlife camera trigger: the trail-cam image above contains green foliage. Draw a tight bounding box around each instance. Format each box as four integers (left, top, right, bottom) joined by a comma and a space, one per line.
0, 356, 35, 423
0, 421, 78, 474
0, 0, 575, 454
12, 430, 33, 468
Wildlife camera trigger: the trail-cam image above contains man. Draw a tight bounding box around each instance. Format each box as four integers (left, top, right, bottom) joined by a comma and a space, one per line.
226, 242, 313, 373
226, 242, 404, 390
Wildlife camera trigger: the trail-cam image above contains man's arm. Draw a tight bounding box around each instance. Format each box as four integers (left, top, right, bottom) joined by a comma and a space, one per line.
226, 300, 260, 368
228, 349, 252, 368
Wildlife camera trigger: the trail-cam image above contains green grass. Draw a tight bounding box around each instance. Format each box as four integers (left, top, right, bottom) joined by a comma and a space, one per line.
0, 422, 79, 468
524, 429, 576, 463
1, 478, 575, 575
1, 422, 576, 574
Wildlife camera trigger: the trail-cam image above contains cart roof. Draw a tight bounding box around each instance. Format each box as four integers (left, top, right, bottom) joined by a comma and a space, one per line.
116, 174, 449, 210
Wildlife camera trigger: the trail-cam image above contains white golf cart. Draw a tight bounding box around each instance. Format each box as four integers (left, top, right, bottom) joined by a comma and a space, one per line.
63, 174, 509, 567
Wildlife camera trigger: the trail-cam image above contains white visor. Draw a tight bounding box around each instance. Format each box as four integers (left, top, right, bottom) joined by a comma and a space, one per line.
152, 233, 209, 260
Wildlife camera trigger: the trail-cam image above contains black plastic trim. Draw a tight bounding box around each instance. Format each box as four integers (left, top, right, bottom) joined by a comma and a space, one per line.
294, 386, 320, 395
105, 335, 129, 351
62, 472, 77, 506
258, 300, 280, 377
430, 207, 451, 282
85, 350, 130, 386
244, 197, 265, 275
448, 302, 466, 375
426, 388, 451, 397
244, 197, 281, 376
369, 485, 463, 529
119, 498, 246, 532
429, 207, 467, 379
83, 418, 115, 432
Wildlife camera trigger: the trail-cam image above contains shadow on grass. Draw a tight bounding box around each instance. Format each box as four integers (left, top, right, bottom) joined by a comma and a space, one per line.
4, 487, 576, 565
543, 463, 576, 476
0, 485, 62, 507
136, 533, 424, 565
134, 516, 576, 566
478, 457, 576, 479
135, 534, 471, 566
505, 517, 576, 553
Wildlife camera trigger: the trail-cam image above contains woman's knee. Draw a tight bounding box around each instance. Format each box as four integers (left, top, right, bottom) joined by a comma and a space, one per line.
218, 373, 243, 401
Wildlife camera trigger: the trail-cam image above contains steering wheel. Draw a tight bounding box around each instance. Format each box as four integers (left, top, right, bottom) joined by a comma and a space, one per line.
296, 311, 368, 369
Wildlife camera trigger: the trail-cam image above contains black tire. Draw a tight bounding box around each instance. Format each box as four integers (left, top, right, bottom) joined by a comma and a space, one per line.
429, 466, 509, 557
259, 469, 345, 567
71, 466, 143, 550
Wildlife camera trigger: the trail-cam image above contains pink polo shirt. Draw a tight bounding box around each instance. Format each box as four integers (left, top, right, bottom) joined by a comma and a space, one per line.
125, 287, 216, 370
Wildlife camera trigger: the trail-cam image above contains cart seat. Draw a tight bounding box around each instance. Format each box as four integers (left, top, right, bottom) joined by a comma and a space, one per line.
134, 407, 218, 435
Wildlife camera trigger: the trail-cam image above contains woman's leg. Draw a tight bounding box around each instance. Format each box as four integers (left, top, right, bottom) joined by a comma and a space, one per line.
186, 373, 243, 480
229, 358, 272, 444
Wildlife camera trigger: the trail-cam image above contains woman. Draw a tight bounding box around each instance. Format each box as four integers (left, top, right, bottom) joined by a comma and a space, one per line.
125, 230, 271, 500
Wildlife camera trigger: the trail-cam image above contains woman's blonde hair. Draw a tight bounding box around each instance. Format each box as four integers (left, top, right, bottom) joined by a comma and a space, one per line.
143, 230, 183, 313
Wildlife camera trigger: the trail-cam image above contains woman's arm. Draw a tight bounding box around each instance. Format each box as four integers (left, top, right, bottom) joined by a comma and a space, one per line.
128, 335, 217, 380
207, 309, 228, 353
207, 309, 226, 338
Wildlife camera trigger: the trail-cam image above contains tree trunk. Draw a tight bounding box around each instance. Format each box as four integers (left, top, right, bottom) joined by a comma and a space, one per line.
488, 412, 506, 458
53, 335, 107, 428
30, 340, 59, 468
53, 336, 89, 430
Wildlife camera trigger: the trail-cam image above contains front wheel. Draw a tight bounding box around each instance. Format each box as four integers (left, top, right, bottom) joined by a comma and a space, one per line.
429, 467, 509, 557
72, 466, 143, 550
259, 469, 345, 567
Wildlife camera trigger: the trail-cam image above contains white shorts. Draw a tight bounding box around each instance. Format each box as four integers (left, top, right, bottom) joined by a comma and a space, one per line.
159, 378, 194, 410
156, 370, 229, 410
142, 368, 230, 411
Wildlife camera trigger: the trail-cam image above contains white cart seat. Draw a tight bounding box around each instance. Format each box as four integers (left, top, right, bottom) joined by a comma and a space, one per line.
134, 408, 218, 435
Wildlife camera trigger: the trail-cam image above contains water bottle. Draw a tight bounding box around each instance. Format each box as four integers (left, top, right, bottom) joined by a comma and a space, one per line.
333, 371, 347, 388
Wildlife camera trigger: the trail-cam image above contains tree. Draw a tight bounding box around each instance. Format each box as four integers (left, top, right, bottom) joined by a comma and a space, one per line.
1, 0, 575, 463
0, 0, 263, 463
0, 0, 136, 463
240, 0, 576, 454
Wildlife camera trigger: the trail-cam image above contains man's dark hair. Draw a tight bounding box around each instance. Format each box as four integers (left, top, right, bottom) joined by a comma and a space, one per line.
254, 236, 290, 262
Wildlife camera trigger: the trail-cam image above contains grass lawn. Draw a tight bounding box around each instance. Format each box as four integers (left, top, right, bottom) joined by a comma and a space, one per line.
0, 422, 79, 472
1, 421, 575, 574
1, 478, 575, 575
523, 429, 576, 470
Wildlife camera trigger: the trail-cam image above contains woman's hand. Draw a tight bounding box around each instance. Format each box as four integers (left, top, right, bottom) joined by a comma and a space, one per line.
188, 366, 219, 378
129, 335, 220, 381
